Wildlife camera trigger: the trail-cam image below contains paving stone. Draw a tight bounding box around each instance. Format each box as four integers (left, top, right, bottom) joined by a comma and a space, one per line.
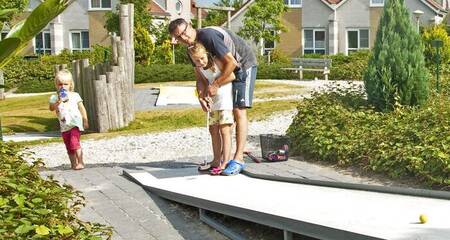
77, 206, 109, 226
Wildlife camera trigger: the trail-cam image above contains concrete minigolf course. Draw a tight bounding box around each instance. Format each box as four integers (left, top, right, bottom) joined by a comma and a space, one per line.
124, 167, 450, 240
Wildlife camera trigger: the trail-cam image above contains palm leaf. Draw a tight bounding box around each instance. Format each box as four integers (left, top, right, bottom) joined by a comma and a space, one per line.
0, 0, 74, 68
0, 9, 17, 20
7, 0, 71, 42
0, 38, 21, 68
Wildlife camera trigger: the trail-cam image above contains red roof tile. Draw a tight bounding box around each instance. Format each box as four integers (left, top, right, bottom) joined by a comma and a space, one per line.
149, 1, 170, 17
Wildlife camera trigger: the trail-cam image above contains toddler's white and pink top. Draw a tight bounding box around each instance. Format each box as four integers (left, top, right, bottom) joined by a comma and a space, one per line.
49, 91, 84, 132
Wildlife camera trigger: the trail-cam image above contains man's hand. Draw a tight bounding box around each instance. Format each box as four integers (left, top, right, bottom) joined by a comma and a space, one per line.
199, 97, 211, 112
207, 82, 219, 97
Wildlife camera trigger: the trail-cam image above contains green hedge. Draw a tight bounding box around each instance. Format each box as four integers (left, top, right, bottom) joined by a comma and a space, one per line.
287, 84, 450, 187
135, 64, 196, 83
4, 50, 371, 92
3, 46, 109, 93
134, 52, 371, 84
0, 142, 111, 239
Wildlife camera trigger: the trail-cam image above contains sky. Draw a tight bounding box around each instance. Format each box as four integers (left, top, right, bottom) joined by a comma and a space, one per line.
196, 0, 220, 7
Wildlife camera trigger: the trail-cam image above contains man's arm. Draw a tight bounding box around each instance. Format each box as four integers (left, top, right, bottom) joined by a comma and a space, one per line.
208, 53, 237, 96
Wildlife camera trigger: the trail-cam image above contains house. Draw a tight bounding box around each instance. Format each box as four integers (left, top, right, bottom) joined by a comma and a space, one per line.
2, 0, 192, 56
226, 0, 448, 56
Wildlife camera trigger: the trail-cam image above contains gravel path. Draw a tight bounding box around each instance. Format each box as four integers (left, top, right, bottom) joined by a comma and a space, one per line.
25, 80, 363, 168
26, 110, 297, 168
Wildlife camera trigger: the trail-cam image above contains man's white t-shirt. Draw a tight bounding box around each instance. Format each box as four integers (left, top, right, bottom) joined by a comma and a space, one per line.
199, 62, 233, 111
49, 91, 84, 132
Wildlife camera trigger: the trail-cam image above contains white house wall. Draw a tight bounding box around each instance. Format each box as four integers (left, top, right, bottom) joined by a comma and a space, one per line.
302, 0, 333, 54
405, 0, 440, 24
302, 0, 332, 29
165, 0, 191, 21
228, 8, 246, 33
60, 1, 90, 52
337, 0, 370, 54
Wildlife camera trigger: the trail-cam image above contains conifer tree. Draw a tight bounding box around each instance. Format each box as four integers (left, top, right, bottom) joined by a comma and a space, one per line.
363, 0, 429, 111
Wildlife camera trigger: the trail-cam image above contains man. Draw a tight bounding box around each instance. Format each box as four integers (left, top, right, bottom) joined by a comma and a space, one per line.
169, 18, 257, 175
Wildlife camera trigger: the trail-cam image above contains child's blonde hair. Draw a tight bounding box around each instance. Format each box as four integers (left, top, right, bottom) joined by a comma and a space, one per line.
55, 69, 74, 91
188, 42, 215, 71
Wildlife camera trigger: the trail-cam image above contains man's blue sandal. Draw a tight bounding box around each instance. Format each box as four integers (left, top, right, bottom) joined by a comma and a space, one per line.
222, 160, 245, 176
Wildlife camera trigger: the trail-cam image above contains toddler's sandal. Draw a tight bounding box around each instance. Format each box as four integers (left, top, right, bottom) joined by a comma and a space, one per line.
209, 167, 222, 175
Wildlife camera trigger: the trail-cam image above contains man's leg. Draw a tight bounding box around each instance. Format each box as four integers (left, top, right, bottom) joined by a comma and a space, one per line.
233, 107, 247, 163
231, 66, 256, 163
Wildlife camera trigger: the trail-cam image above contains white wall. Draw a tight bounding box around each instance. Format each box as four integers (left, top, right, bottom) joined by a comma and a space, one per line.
166, 0, 191, 21
337, 0, 370, 54
405, 0, 441, 25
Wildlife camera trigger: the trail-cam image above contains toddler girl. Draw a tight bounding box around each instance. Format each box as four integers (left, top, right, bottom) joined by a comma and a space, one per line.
49, 70, 88, 170
190, 43, 236, 175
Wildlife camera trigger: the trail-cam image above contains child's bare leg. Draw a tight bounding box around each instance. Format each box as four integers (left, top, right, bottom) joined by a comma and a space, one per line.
74, 148, 84, 170
68, 153, 77, 169
219, 124, 232, 169
209, 124, 222, 167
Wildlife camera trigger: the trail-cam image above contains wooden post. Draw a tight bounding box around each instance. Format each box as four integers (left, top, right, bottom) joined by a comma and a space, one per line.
111, 35, 119, 65
197, 7, 202, 29
93, 75, 110, 132
118, 56, 128, 125
0, 70, 4, 100
112, 66, 124, 128
53, 65, 60, 76
227, 10, 231, 29
128, 3, 135, 121
106, 71, 119, 129
72, 60, 81, 93
80, 59, 89, 101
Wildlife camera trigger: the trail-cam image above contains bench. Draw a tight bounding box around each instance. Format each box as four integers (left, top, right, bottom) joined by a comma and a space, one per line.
282, 58, 332, 80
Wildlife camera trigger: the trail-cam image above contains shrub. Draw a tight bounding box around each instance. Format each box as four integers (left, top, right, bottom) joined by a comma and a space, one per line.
422, 24, 450, 66
269, 48, 291, 64
330, 51, 370, 80
134, 23, 154, 65
0, 142, 112, 238
364, 0, 429, 111
3, 46, 109, 93
135, 64, 196, 83
287, 84, 450, 187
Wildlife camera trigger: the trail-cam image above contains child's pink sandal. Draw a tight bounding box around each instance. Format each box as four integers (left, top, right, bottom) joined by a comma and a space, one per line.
209, 167, 222, 175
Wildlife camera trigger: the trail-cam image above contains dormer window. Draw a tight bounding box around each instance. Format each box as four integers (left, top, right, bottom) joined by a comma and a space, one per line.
90, 0, 112, 10
284, 0, 302, 8
176, 1, 183, 15
370, 0, 384, 7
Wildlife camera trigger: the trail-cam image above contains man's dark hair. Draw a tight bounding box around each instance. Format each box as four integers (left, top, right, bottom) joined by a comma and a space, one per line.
168, 18, 188, 34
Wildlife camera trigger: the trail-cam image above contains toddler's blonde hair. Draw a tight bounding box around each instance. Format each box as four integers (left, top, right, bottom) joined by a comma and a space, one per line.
55, 69, 74, 91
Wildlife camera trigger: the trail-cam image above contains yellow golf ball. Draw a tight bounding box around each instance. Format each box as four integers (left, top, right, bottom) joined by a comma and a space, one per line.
419, 214, 428, 224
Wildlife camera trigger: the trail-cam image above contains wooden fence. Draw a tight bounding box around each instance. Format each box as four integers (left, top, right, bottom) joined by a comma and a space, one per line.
56, 4, 135, 133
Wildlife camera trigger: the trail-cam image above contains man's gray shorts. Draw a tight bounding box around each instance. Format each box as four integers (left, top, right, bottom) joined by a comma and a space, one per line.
232, 65, 257, 108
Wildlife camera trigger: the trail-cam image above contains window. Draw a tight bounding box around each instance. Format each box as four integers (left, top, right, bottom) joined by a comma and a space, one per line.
34, 31, 51, 54
175, 1, 183, 14
90, 0, 111, 9
1, 32, 8, 40
70, 30, 90, 52
284, 0, 302, 7
303, 29, 326, 55
370, 0, 384, 7
347, 29, 369, 54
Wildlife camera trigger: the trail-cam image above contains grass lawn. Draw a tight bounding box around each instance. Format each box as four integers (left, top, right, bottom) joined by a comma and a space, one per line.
0, 94, 58, 134
0, 80, 306, 144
